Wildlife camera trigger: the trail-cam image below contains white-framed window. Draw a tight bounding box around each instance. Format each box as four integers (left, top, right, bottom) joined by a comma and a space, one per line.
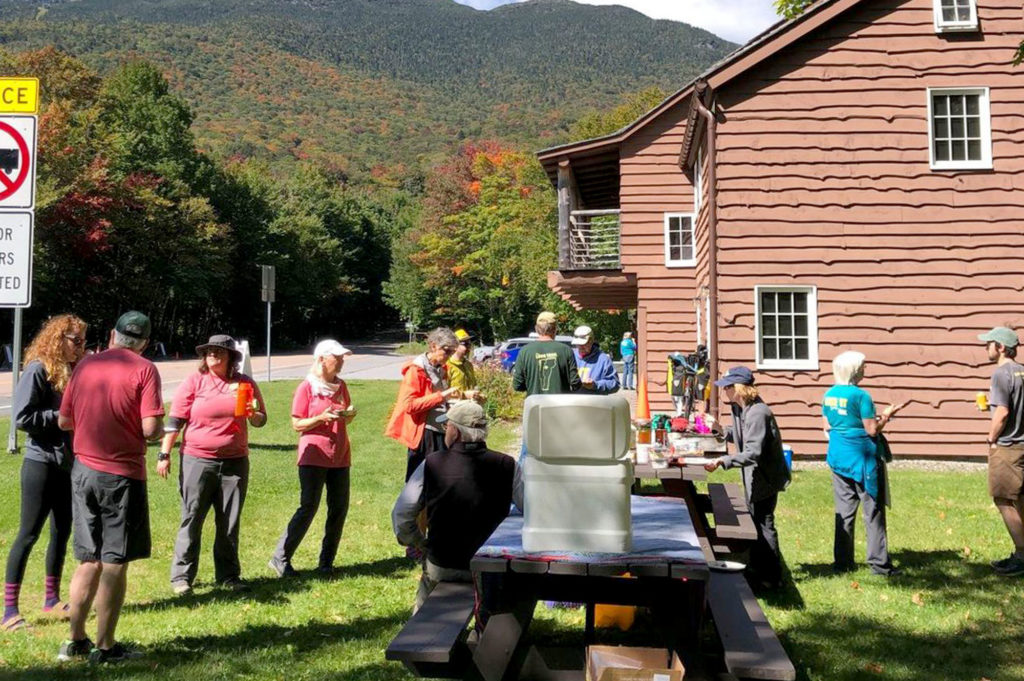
693, 148, 702, 217
933, 0, 978, 32
754, 285, 818, 370
663, 213, 696, 267
927, 87, 991, 170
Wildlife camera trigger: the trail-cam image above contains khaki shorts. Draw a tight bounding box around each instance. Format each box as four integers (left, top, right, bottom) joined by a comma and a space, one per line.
988, 445, 1024, 500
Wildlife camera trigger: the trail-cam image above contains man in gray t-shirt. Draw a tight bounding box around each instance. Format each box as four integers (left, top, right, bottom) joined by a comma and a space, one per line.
979, 326, 1024, 576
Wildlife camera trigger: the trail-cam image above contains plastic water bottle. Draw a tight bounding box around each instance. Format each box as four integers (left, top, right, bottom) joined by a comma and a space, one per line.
782, 443, 793, 470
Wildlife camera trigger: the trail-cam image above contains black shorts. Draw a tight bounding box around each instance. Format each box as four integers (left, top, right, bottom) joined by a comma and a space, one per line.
71, 461, 151, 564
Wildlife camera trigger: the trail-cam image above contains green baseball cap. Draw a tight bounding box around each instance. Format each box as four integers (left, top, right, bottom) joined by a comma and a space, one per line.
115, 310, 152, 340
978, 326, 1019, 348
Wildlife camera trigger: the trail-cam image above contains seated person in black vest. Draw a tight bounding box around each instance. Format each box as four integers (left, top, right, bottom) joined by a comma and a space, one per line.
392, 400, 515, 612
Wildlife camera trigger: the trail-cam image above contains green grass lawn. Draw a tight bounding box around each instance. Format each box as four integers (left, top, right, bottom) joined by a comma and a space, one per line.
0, 379, 1021, 680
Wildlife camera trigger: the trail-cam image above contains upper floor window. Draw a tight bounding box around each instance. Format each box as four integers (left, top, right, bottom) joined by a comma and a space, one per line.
663, 213, 695, 267
933, 0, 978, 32
755, 286, 818, 371
928, 88, 991, 170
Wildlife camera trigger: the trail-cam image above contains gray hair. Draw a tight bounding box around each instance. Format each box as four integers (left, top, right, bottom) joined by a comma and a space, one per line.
427, 327, 458, 350
832, 350, 866, 386
112, 329, 147, 352
451, 422, 488, 443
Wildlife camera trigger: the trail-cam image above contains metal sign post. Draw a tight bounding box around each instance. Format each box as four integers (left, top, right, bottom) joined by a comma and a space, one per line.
260, 265, 275, 383
7, 308, 21, 452
0, 78, 38, 454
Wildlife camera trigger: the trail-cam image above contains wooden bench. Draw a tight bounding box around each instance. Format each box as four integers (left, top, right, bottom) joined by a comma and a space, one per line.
707, 482, 757, 542
706, 571, 796, 681
385, 581, 476, 678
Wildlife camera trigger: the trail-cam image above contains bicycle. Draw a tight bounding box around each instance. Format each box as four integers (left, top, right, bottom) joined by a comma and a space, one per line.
667, 345, 709, 419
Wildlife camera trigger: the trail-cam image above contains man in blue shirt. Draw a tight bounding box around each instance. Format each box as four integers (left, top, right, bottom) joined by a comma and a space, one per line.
619, 332, 637, 390
572, 326, 619, 394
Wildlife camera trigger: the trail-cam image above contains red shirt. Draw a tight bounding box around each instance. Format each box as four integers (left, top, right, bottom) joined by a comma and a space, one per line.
60, 348, 164, 480
171, 371, 264, 460
292, 379, 351, 468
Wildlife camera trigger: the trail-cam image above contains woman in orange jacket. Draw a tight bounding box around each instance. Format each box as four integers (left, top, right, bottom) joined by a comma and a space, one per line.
385, 327, 461, 480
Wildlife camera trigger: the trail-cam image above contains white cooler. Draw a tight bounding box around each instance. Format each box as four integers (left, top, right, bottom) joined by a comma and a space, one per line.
521, 394, 633, 554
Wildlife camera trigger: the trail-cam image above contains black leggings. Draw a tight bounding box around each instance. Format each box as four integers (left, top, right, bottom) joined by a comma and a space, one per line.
5, 458, 72, 584
274, 466, 351, 568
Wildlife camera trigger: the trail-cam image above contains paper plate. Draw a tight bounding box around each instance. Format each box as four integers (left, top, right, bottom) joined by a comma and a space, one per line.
707, 560, 746, 572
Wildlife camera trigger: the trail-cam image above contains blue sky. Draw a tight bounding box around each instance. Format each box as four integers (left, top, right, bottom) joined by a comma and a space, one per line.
452, 0, 784, 44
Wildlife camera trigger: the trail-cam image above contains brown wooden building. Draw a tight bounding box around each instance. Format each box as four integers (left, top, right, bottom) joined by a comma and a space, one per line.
538, 0, 1024, 458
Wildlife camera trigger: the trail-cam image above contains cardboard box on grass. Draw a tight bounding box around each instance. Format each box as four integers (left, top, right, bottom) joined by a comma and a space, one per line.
586, 645, 685, 681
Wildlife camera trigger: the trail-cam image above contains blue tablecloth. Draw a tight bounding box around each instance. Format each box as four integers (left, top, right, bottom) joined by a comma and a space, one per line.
476, 495, 706, 566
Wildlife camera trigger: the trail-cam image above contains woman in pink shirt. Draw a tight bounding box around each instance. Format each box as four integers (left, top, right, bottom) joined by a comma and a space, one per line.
269, 340, 356, 577
159, 335, 266, 595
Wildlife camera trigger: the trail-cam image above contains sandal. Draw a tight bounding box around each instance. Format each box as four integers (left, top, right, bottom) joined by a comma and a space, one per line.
1, 615, 32, 632
42, 601, 71, 620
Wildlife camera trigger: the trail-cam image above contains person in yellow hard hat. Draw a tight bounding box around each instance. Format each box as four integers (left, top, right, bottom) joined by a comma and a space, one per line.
446, 330, 478, 398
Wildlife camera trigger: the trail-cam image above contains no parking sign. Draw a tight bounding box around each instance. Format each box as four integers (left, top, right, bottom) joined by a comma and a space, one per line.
0, 115, 36, 209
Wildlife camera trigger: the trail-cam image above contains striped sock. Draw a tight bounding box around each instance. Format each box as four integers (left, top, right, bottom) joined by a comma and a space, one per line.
3, 583, 20, 621
43, 575, 60, 609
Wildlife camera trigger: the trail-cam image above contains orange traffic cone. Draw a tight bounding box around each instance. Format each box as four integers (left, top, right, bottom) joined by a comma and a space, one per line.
635, 372, 651, 421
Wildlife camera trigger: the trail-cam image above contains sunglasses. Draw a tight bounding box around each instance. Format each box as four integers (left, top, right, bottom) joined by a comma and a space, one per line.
64, 334, 86, 347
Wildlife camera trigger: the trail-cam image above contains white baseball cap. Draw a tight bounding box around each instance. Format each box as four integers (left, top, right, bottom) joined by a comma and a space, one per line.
571, 325, 593, 346
314, 339, 352, 358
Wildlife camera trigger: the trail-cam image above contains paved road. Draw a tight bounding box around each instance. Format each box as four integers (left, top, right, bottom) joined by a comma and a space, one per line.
0, 343, 406, 416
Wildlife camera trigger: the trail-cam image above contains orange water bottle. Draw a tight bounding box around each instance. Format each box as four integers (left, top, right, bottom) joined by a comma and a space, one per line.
235, 382, 254, 417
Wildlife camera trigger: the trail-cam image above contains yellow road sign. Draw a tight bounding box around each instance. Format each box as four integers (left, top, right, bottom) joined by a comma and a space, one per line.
0, 78, 39, 114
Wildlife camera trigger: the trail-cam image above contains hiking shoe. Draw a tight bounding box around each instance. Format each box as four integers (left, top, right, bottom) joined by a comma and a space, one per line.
991, 554, 1017, 570
268, 557, 297, 578
220, 577, 251, 592
171, 581, 192, 596
992, 555, 1024, 577
88, 642, 142, 664
57, 637, 94, 661
316, 565, 339, 576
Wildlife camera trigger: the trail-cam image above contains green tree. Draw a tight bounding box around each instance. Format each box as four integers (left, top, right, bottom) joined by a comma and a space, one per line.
569, 86, 668, 142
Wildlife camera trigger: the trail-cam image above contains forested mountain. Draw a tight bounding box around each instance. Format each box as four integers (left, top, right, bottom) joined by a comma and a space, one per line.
0, 0, 734, 183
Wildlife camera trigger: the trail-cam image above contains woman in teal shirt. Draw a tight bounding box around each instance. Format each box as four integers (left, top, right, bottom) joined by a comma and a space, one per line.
822, 351, 905, 576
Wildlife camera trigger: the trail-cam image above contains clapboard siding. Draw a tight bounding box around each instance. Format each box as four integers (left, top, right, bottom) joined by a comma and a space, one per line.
617, 95, 700, 403
707, 0, 1024, 457
548, 0, 1022, 454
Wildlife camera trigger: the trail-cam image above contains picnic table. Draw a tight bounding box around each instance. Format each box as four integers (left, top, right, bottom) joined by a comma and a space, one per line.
387, 436, 796, 681
469, 495, 709, 681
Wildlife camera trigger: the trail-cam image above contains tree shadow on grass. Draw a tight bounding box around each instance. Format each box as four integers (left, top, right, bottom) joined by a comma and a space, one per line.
125, 556, 413, 615
795, 548, 1009, 606
782, 610, 1024, 681
0, 614, 413, 681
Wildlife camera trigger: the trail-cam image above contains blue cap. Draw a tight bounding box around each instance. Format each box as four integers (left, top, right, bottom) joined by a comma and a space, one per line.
714, 366, 755, 387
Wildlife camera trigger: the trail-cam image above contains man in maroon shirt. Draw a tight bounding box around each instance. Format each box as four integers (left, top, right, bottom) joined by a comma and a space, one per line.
56, 311, 164, 664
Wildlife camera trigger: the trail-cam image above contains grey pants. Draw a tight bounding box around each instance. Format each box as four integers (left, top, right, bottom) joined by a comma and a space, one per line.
171, 455, 249, 585
414, 559, 472, 614
832, 469, 894, 574
273, 466, 350, 569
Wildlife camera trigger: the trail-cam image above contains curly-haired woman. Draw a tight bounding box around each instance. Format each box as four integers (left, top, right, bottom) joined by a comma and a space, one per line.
3, 315, 87, 631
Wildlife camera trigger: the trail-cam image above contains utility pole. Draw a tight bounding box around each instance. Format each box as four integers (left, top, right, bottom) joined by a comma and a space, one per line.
260, 265, 275, 383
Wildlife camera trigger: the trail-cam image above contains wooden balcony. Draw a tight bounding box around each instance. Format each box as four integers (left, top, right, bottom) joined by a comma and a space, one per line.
564, 210, 621, 270
547, 158, 636, 310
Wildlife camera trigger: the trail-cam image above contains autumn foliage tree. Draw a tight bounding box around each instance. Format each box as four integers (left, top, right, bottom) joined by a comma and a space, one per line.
3, 47, 398, 349
386, 143, 557, 341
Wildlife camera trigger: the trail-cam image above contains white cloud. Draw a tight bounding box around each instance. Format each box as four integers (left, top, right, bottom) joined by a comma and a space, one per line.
452, 0, 783, 44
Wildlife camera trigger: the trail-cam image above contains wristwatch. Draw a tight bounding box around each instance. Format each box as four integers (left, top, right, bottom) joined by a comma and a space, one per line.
157, 451, 171, 462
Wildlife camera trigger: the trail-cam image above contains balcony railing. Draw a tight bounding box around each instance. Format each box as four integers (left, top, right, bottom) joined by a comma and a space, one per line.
565, 209, 621, 270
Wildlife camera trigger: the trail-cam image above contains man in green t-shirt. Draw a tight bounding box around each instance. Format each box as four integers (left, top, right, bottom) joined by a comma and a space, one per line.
512, 312, 581, 396
511, 311, 581, 511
